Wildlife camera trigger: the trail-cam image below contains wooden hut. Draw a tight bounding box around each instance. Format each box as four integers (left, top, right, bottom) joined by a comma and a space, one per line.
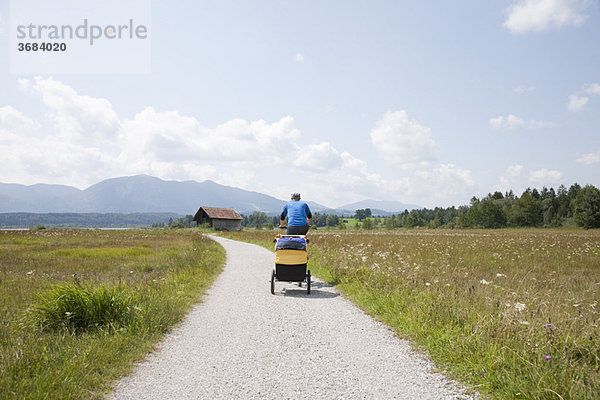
193, 207, 243, 231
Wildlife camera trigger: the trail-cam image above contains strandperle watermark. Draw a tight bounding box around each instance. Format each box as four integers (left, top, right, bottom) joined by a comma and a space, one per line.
10, 0, 151, 74
16, 19, 148, 46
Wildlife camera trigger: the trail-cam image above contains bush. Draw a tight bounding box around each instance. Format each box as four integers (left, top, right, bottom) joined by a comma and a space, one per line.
24, 282, 139, 334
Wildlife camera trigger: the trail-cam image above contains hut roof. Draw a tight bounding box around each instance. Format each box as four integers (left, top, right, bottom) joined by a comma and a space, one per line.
198, 207, 243, 220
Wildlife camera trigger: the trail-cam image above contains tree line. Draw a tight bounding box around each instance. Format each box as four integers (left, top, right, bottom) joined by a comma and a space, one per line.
240, 183, 600, 230
459, 183, 600, 229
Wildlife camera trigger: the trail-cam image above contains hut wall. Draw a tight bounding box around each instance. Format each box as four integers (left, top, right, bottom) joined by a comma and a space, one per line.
212, 219, 242, 231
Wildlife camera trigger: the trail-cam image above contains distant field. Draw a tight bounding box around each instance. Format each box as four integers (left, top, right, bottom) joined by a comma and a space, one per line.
0, 229, 224, 400
221, 229, 600, 399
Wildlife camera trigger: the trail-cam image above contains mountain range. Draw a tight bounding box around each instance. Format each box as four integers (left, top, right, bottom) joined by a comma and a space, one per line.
0, 175, 420, 216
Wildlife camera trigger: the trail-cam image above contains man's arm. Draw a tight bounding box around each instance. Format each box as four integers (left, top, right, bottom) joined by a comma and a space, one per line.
280, 205, 287, 227
305, 204, 312, 226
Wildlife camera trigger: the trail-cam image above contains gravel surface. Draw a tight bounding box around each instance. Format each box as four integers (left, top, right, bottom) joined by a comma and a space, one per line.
108, 235, 477, 399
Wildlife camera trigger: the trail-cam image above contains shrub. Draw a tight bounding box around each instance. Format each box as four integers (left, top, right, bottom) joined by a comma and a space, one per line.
24, 282, 139, 334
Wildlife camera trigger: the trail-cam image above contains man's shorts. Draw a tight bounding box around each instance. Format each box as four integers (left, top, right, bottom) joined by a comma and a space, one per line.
287, 224, 309, 235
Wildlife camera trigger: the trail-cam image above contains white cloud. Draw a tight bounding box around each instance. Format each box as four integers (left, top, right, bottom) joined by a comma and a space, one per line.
489, 114, 553, 130
0, 106, 36, 131
490, 114, 525, 129
566, 83, 599, 112
3, 86, 475, 207
529, 168, 563, 186
0, 129, 121, 186
120, 108, 300, 167
18, 78, 32, 92
294, 53, 305, 63
411, 164, 476, 205
293, 142, 342, 171
297, 155, 476, 208
370, 110, 436, 168
576, 148, 600, 164
583, 82, 600, 96
24, 77, 121, 145
414, 164, 474, 187
507, 164, 525, 177
503, 0, 593, 34
527, 119, 555, 128
275, 137, 476, 207
496, 164, 525, 193
0, 78, 500, 208
1, 77, 305, 188
567, 94, 589, 111
289, 151, 384, 207
498, 165, 563, 191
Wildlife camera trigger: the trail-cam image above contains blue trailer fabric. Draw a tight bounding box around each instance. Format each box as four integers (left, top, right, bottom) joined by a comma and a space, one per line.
275, 237, 307, 250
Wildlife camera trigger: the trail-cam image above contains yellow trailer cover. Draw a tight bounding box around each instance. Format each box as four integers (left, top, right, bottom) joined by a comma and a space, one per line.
275, 249, 307, 265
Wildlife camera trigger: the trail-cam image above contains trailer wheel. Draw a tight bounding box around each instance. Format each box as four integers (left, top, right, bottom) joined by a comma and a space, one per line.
307, 270, 311, 294
271, 269, 275, 294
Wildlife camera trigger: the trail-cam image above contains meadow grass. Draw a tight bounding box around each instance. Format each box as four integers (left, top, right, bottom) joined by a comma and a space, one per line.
221, 228, 600, 400
0, 228, 224, 400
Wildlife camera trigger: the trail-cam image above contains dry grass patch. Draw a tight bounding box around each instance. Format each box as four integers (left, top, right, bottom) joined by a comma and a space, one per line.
0, 228, 224, 400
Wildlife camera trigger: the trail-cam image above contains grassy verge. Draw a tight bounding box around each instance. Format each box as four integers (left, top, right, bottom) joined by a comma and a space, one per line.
0, 228, 225, 400
222, 229, 600, 399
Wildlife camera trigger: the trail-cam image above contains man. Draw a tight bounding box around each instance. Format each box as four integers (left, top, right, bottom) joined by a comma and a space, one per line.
280, 193, 312, 235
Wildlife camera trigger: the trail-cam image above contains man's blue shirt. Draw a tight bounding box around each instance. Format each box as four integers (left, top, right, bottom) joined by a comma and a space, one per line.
281, 200, 311, 226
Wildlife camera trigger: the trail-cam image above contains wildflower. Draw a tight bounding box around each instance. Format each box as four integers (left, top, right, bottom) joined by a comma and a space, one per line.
544, 355, 551, 361
27, 270, 34, 275
496, 273, 506, 278
514, 302, 526, 312
543, 323, 552, 329
480, 279, 490, 285
520, 320, 529, 325
425, 282, 431, 286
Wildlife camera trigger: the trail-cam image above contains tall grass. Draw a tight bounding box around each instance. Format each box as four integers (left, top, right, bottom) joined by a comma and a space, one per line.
23, 282, 139, 334
0, 229, 224, 400
222, 229, 600, 399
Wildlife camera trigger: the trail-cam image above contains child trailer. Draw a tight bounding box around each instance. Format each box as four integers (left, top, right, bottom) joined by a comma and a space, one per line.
271, 234, 311, 294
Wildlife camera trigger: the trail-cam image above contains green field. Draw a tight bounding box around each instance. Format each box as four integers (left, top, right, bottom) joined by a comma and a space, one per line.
221, 229, 600, 400
0, 229, 224, 400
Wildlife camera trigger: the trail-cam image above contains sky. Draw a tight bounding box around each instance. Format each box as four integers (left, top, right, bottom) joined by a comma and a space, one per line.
0, 0, 599, 209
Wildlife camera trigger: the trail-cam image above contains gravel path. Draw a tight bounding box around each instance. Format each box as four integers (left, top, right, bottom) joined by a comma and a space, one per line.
108, 235, 476, 399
